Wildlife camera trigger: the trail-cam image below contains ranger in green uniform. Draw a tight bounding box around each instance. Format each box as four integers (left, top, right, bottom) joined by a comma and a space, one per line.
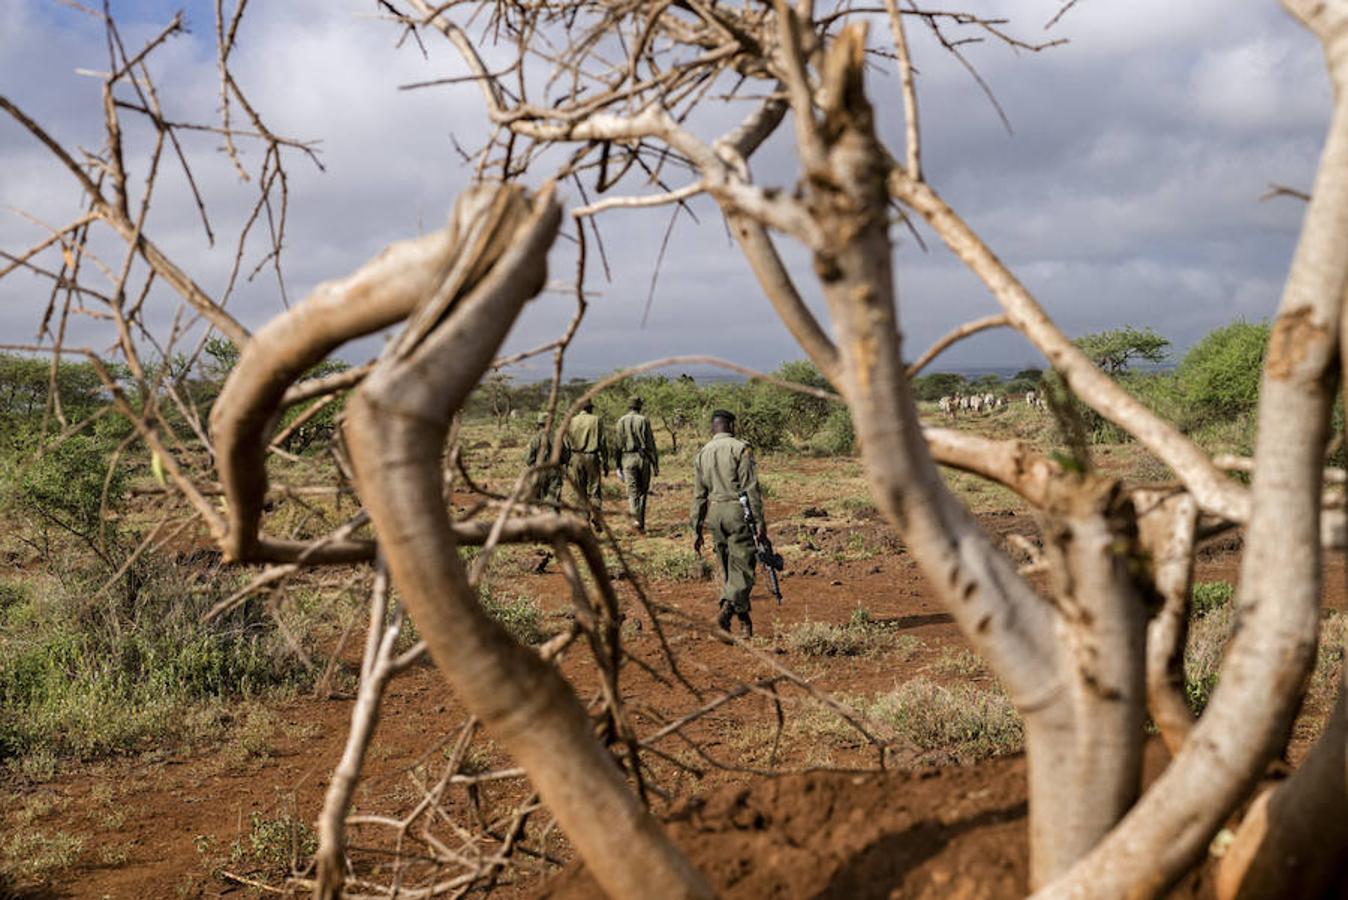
615, 397, 659, 533
524, 413, 564, 503
691, 409, 765, 637
564, 400, 608, 525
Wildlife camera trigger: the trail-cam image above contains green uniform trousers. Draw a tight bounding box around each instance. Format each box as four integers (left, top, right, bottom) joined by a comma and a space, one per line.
568, 451, 603, 508
707, 501, 756, 613
533, 472, 563, 504
621, 452, 652, 529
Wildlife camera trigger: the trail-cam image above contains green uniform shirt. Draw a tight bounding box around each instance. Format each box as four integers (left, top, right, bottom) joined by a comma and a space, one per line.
615, 411, 659, 475
691, 432, 763, 534
525, 429, 564, 501
525, 430, 553, 466
564, 411, 605, 454
564, 411, 608, 464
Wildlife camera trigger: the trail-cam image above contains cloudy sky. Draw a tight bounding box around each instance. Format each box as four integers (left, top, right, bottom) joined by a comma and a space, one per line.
0, 1, 1329, 380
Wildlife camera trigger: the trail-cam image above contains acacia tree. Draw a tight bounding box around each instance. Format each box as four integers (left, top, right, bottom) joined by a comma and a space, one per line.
1074, 326, 1171, 375
3, 1, 1347, 898
366, 1, 1348, 896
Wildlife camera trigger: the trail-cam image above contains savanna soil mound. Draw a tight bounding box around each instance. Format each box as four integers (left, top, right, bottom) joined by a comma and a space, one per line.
540, 741, 1196, 900
541, 758, 1028, 900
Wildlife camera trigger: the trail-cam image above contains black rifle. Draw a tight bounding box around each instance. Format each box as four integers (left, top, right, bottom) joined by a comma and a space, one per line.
738, 491, 785, 605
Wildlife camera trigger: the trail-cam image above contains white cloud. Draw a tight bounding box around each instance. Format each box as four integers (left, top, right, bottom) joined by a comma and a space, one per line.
1188, 37, 1326, 131
0, 0, 1334, 376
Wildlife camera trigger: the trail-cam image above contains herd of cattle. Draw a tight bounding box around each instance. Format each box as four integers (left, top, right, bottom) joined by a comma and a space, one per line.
937, 390, 1047, 418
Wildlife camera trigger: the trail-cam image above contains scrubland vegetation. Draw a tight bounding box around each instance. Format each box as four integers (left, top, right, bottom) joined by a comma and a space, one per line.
0, 318, 1303, 772
1, 316, 1344, 894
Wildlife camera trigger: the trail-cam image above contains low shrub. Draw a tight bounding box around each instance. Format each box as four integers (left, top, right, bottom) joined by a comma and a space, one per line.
1184, 603, 1235, 716
932, 647, 987, 678
237, 811, 317, 875
786, 672, 1017, 765
785, 617, 917, 658
1191, 580, 1234, 618
641, 543, 711, 582
809, 407, 855, 456
870, 678, 1023, 762
786, 620, 871, 657
479, 590, 547, 644
0, 556, 309, 762
1, 829, 83, 886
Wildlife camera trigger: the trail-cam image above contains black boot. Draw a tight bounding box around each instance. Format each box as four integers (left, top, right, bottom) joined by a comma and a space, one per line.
737, 610, 753, 639
716, 601, 734, 633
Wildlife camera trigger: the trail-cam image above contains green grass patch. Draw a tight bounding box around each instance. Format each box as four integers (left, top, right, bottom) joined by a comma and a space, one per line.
841, 494, 877, 516
784, 615, 920, 659
0, 829, 83, 886
1184, 603, 1235, 716
0, 556, 310, 765
480, 589, 547, 644
638, 541, 712, 582
1191, 580, 1234, 618
789, 677, 1022, 764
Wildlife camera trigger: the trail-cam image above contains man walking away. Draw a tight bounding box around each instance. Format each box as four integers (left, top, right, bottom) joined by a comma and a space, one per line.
524, 412, 564, 503
564, 400, 608, 527
690, 409, 764, 638
615, 396, 659, 533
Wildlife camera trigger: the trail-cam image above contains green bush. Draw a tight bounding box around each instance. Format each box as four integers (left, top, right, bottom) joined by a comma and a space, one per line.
909, 372, 967, 402
1177, 320, 1269, 427
1120, 371, 1186, 427
776, 360, 835, 441
1, 431, 126, 549
0, 557, 308, 761
1191, 581, 1234, 618
870, 678, 1023, 761
809, 406, 855, 456
710, 381, 793, 452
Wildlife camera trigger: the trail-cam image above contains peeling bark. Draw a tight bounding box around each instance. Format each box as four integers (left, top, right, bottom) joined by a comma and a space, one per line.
1135, 490, 1199, 755
1214, 688, 1348, 899
1035, 5, 1348, 893
343, 183, 710, 900
1038, 478, 1148, 876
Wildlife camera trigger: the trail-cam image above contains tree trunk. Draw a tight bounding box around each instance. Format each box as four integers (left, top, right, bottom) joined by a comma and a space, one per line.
776, 24, 1110, 885
1035, 4, 1348, 892
344, 184, 710, 900
1214, 683, 1348, 898
1135, 490, 1198, 755
1038, 478, 1148, 876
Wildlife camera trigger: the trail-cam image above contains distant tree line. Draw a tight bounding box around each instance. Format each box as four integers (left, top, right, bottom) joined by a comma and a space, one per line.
1039, 322, 1271, 448
464, 361, 855, 455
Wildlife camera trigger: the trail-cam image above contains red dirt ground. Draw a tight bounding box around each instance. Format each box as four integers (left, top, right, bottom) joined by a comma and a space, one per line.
2, 490, 1342, 899
542, 742, 1188, 900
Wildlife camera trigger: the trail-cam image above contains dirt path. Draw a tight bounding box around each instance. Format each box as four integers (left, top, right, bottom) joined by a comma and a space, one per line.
2, 507, 1340, 899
